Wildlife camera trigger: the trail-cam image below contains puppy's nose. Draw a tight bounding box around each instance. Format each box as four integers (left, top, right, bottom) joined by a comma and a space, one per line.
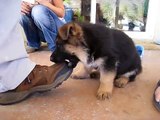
50, 56, 54, 62
50, 55, 63, 63
50, 52, 56, 62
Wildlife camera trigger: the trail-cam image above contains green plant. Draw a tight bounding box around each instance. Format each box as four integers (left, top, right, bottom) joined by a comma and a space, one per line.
74, 10, 84, 22
101, 2, 113, 22
63, 0, 71, 5
120, 3, 143, 21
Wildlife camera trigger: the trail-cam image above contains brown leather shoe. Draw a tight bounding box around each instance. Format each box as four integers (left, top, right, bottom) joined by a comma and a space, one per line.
0, 63, 73, 105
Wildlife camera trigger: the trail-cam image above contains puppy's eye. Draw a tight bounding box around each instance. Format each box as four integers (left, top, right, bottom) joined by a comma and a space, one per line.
57, 44, 63, 48
57, 44, 61, 48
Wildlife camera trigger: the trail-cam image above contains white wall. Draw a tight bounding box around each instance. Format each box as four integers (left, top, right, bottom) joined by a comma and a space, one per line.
153, 0, 160, 44
123, 0, 160, 41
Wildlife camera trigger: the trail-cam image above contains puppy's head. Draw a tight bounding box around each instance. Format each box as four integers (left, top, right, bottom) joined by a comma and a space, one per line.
50, 22, 87, 68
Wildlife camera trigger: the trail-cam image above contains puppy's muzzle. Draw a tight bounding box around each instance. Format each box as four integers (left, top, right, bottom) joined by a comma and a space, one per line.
50, 51, 79, 68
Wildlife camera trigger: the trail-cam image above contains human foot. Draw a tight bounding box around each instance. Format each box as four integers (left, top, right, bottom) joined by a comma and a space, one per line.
153, 80, 160, 112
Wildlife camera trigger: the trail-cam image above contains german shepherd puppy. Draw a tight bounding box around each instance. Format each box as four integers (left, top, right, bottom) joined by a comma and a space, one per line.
50, 22, 142, 100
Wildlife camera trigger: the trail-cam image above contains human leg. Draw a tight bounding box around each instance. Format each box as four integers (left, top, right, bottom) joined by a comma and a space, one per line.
20, 14, 41, 50
0, 0, 73, 105
31, 5, 65, 51
64, 7, 74, 23
0, 0, 36, 92
153, 80, 160, 112
0, 63, 73, 105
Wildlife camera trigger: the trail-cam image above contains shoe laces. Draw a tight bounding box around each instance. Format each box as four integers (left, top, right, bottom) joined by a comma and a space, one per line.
24, 76, 32, 85
23, 65, 49, 85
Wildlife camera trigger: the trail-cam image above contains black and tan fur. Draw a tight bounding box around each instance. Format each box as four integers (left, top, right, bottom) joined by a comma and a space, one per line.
50, 22, 142, 100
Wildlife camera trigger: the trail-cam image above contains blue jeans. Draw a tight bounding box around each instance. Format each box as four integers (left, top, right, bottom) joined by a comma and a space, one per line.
64, 6, 73, 23
20, 5, 66, 51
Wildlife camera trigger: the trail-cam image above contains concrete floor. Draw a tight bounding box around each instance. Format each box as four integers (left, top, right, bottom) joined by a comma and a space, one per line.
0, 50, 160, 120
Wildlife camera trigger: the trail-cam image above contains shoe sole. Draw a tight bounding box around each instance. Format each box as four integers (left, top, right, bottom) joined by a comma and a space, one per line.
0, 63, 73, 105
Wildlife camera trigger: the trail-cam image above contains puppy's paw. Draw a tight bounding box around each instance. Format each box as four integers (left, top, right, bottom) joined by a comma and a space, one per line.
114, 77, 129, 88
96, 89, 112, 100
71, 74, 89, 79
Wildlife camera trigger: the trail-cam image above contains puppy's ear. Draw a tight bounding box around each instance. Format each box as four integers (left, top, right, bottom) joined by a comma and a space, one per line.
58, 22, 83, 40
58, 23, 72, 40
